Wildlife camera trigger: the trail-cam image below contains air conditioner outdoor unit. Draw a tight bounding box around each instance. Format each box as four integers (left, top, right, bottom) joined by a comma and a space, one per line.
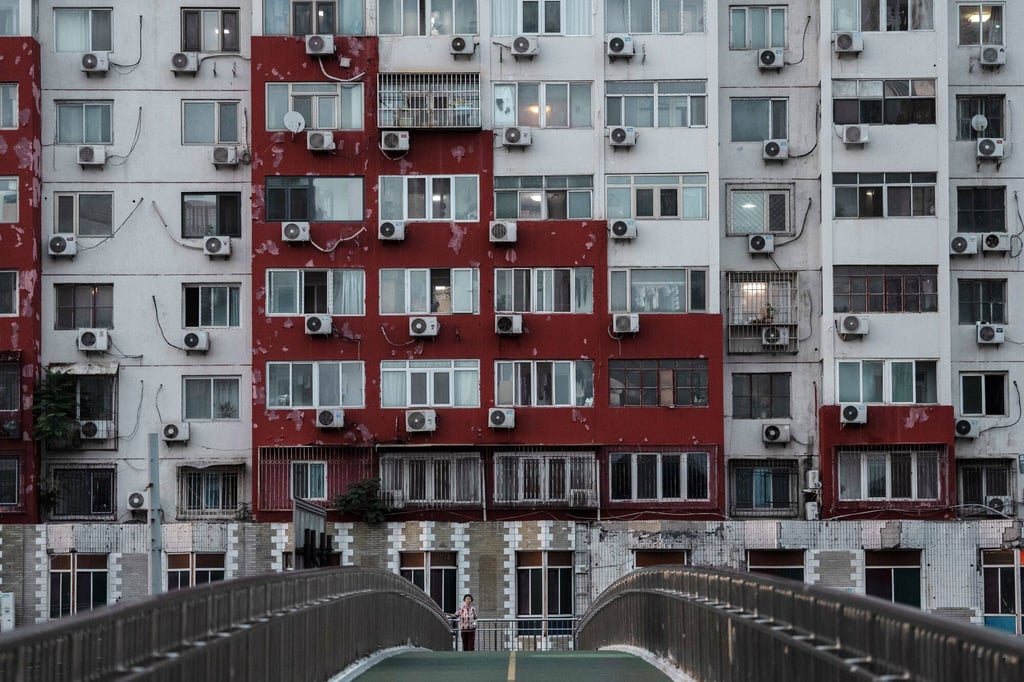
305, 314, 332, 335
834, 31, 863, 54
805, 469, 821, 490
126, 491, 149, 511
748, 234, 775, 254
607, 126, 638, 147
607, 34, 634, 58
761, 325, 790, 346
977, 137, 1005, 159
409, 316, 439, 337
81, 52, 109, 73
495, 314, 523, 335
162, 422, 190, 443
204, 236, 231, 257
608, 219, 637, 239
77, 328, 109, 352
406, 409, 437, 432
613, 313, 639, 334
762, 423, 791, 443
48, 235, 77, 257
170, 51, 199, 73
307, 130, 335, 151
805, 501, 820, 520
211, 146, 238, 166
980, 45, 1006, 66
758, 47, 784, 70
511, 35, 539, 57
762, 139, 789, 160
316, 408, 345, 429
282, 221, 310, 242
490, 221, 517, 243
950, 234, 979, 255
381, 130, 410, 151
489, 407, 515, 429
450, 35, 475, 55
305, 34, 335, 55
78, 145, 106, 166
79, 420, 113, 440
955, 418, 980, 439
182, 331, 210, 351
502, 126, 532, 147
842, 124, 869, 145
839, 314, 869, 336
987, 496, 1012, 513
982, 232, 1010, 252
840, 403, 867, 424
976, 322, 1005, 344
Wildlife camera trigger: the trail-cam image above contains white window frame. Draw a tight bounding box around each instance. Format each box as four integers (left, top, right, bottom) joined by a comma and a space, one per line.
495, 0, 593, 36
181, 8, 240, 52
56, 101, 112, 145
266, 361, 366, 409
609, 451, 710, 501
183, 376, 241, 421
494, 360, 594, 407
183, 283, 241, 328
834, 0, 935, 33
379, 268, 479, 315
177, 465, 241, 518
731, 98, 788, 142
378, 0, 478, 35
727, 185, 792, 235
492, 82, 592, 129
380, 360, 480, 408
0, 83, 15, 129
493, 451, 596, 504
379, 174, 480, 222
182, 101, 239, 145
265, 176, 365, 222
266, 269, 366, 316
606, 173, 708, 220
838, 448, 939, 500
54, 192, 113, 237
605, 80, 707, 128
837, 359, 937, 404
960, 372, 1007, 417
729, 5, 786, 49
380, 453, 482, 505
266, 82, 363, 131
0, 3, 19, 37
53, 8, 112, 53
264, 0, 362, 36
0, 270, 16, 317
604, 0, 705, 34
956, 3, 1003, 45
609, 267, 706, 314
494, 267, 593, 314
291, 460, 327, 500
494, 175, 593, 220
0, 176, 16, 224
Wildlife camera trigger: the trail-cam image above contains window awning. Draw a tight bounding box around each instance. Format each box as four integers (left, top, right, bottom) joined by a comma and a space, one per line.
49, 362, 119, 376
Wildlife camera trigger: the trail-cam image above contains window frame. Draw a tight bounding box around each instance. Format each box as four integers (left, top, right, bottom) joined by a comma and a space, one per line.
167, 553, 227, 590
957, 3, 1004, 46
378, 0, 477, 36
493, 81, 593, 129
400, 551, 459, 614
833, 265, 938, 314
266, 361, 366, 409
494, 267, 594, 314
730, 98, 788, 142
0, 83, 16, 130
980, 549, 1024, 635
956, 186, 1006, 233
837, 359, 937, 404
183, 283, 242, 328
380, 453, 482, 505
49, 553, 108, 619
834, 0, 935, 32
54, 192, 114, 237
960, 372, 1007, 417
266, 268, 366, 316
0, 270, 16, 316
265, 176, 365, 222
493, 175, 593, 220
608, 359, 708, 408
609, 267, 706, 314
0, 457, 18, 505
957, 278, 1006, 325
183, 376, 241, 421
606, 173, 708, 220
53, 8, 112, 52
264, 0, 364, 36
833, 79, 937, 126
56, 101, 113, 145
0, 176, 16, 224
265, 82, 364, 132
182, 100, 240, 145
609, 450, 710, 502
493, 451, 597, 505
732, 462, 798, 517
605, 80, 707, 129
604, 0, 705, 35
291, 460, 327, 500
494, 359, 595, 407
49, 466, 115, 518
956, 95, 1004, 140
180, 192, 242, 239
516, 550, 574, 622
837, 448, 940, 501
54, 283, 114, 330
864, 550, 922, 608
181, 8, 241, 52
728, 5, 786, 50
380, 360, 480, 408
833, 172, 937, 219
727, 185, 792, 235
731, 372, 791, 419
379, 174, 480, 222
177, 465, 241, 518
379, 268, 479, 315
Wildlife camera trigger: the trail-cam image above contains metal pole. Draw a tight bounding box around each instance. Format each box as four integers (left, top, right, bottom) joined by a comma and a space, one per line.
149, 432, 163, 595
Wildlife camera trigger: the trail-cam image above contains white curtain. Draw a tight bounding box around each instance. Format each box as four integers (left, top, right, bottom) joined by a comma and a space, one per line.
564, 0, 592, 35
453, 367, 479, 406
268, 271, 299, 314
910, 0, 933, 30
491, 0, 516, 35
54, 10, 89, 52
381, 368, 406, 407
332, 269, 364, 315
264, 0, 290, 34
574, 268, 593, 313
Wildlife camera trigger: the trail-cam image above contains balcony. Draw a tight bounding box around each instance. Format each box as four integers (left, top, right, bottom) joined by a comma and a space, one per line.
378, 73, 481, 129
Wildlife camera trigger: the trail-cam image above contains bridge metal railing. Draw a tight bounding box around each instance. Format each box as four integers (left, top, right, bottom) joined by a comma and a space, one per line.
449, 617, 578, 651
0, 567, 452, 682
576, 566, 1024, 682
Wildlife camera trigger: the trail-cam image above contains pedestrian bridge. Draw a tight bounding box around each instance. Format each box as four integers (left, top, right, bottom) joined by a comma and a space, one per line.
2, 566, 1022, 682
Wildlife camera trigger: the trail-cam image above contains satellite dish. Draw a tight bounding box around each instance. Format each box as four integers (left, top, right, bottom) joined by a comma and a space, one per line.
971, 114, 989, 132
283, 111, 306, 133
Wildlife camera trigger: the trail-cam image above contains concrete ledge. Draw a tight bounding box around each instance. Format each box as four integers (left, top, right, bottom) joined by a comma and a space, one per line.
329, 645, 430, 682
600, 645, 697, 682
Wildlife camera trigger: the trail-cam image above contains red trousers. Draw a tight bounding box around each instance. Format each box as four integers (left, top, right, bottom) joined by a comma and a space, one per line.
460, 628, 476, 651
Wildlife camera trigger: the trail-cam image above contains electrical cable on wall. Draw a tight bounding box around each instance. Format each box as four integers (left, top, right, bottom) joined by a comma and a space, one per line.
77, 197, 145, 251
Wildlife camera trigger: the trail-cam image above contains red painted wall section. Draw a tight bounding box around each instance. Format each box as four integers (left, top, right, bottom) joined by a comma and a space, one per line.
818, 404, 956, 520
0, 37, 42, 522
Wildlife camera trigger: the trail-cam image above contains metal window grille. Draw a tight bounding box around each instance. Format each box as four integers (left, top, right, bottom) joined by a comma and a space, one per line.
378, 74, 481, 129
727, 271, 798, 354
493, 452, 597, 506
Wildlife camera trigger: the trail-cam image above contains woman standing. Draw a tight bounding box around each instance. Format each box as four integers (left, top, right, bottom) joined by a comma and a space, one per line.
454, 594, 478, 651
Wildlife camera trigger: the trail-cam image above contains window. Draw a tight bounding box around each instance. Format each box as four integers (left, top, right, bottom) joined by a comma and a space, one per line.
727, 271, 797, 326
981, 550, 1024, 635
0, 1, 18, 36
610, 268, 706, 314
608, 359, 707, 408
833, 0, 934, 31
494, 176, 593, 220
865, 550, 921, 608
0, 360, 17, 439
379, 175, 478, 222
0, 270, 15, 315
727, 186, 790, 235
960, 373, 1007, 417
494, 452, 597, 505
516, 551, 573, 630
958, 279, 1006, 325
491, 0, 591, 36
379, 0, 477, 35
0, 84, 15, 129
265, 177, 364, 222
837, 360, 937, 404
50, 467, 115, 517
74, 374, 117, 425
378, 73, 481, 129
833, 79, 936, 125
182, 9, 240, 52
747, 550, 804, 580
265, 0, 363, 35
606, 174, 708, 220
838, 447, 939, 500
956, 95, 1003, 140
266, 361, 365, 408
0, 457, 17, 504
181, 193, 241, 238
55, 193, 113, 237
401, 552, 458, 614
182, 101, 239, 145
49, 554, 107, 619
53, 8, 111, 52
267, 269, 365, 316
729, 5, 785, 49
494, 267, 593, 313
495, 360, 594, 407
609, 451, 709, 501
732, 373, 790, 419
605, 0, 704, 34
168, 554, 226, 590
184, 376, 240, 420
606, 81, 706, 128
731, 98, 786, 142
54, 284, 113, 329
184, 284, 241, 327
0, 177, 15, 223
634, 550, 688, 567
291, 461, 326, 499
960, 460, 1013, 515
733, 462, 798, 517
493, 83, 591, 129
956, 187, 1005, 233
381, 360, 479, 408
833, 266, 938, 313
56, 101, 112, 144
380, 268, 478, 315
379, 453, 481, 504
266, 83, 363, 131
958, 4, 1003, 45
833, 173, 936, 218
178, 466, 241, 517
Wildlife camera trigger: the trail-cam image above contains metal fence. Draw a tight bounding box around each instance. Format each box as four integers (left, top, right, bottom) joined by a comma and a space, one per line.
0, 567, 452, 682
576, 566, 1024, 682
450, 617, 578, 652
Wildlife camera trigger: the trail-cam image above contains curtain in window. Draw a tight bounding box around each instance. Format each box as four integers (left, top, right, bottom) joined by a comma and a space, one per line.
564, 0, 592, 34
606, 0, 628, 32
450, 269, 476, 313
453, 365, 479, 406
184, 378, 212, 419
212, 379, 239, 418
339, 0, 364, 33
491, 0, 516, 35
381, 368, 406, 407
55, 10, 90, 52
331, 269, 363, 314
268, 271, 299, 314
453, 177, 478, 220
910, 0, 933, 29
838, 453, 860, 499
265, 0, 291, 34
574, 269, 593, 313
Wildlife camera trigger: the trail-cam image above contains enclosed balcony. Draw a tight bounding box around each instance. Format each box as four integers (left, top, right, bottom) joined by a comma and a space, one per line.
378, 73, 481, 129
